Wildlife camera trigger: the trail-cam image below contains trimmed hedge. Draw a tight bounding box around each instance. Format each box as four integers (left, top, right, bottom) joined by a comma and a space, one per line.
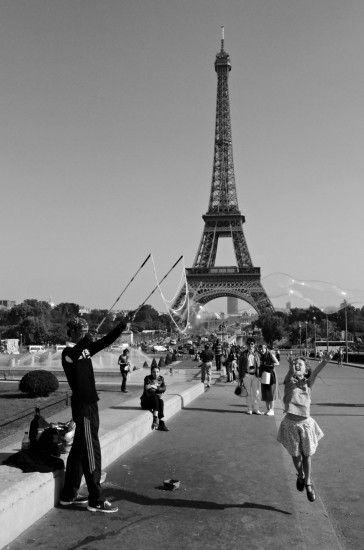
19, 370, 59, 397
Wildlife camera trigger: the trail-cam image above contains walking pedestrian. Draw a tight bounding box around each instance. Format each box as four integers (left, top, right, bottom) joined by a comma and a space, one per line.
226, 348, 238, 382
337, 347, 344, 367
212, 339, 223, 371
60, 316, 129, 513
200, 343, 214, 388
238, 337, 262, 415
277, 351, 333, 502
118, 348, 131, 393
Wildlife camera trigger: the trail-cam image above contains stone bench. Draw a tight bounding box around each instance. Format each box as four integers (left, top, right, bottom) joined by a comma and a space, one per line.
0, 381, 204, 549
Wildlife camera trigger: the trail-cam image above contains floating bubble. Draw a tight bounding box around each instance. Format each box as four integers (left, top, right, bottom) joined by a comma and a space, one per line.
262, 273, 364, 314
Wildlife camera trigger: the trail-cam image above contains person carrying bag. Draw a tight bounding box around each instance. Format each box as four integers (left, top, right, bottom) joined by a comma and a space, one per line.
258, 344, 280, 416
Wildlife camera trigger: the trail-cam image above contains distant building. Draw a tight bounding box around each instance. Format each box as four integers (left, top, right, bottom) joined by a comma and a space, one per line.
227, 297, 239, 314
241, 311, 258, 325
0, 300, 16, 310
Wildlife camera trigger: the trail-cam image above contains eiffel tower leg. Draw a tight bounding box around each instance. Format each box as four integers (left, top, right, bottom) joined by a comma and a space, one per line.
247, 283, 275, 315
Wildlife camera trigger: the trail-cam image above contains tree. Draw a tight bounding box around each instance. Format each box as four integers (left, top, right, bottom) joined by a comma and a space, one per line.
2, 301, 54, 344
18, 317, 51, 344
83, 310, 115, 334
52, 302, 80, 322
255, 313, 285, 347
7, 300, 52, 325
158, 313, 174, 332
47, 323, 68, 344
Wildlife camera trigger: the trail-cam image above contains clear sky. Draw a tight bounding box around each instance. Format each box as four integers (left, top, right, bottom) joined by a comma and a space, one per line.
1, 0, 364, 316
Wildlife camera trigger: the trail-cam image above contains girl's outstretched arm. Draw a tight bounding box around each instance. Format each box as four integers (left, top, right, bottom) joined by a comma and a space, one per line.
287, 353, 295, 374
309, 350, 334, 385
283, 352, 295, 384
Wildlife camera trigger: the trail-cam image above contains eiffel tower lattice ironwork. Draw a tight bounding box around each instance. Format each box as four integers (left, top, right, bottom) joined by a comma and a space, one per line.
176, 30, 274, 316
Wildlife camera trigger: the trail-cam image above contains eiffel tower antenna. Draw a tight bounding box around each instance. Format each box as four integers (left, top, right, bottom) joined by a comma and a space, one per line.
174, 31, 274, 316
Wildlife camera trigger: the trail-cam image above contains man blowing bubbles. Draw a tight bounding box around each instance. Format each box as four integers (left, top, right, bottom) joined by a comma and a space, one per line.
59, 315, 129, 513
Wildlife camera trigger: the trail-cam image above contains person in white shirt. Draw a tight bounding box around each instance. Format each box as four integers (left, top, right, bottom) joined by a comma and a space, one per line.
238, 338, 262, 415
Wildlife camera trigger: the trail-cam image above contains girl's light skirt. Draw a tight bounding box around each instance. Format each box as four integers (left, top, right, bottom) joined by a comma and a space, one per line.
277, 415, 324, 457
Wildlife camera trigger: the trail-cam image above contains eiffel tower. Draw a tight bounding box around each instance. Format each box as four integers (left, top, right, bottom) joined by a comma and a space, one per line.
176, 30, 274, 316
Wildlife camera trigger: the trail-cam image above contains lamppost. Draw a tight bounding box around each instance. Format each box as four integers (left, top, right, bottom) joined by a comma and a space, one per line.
299, 324, 302, 354
341, 292, 349, 363
305, 321, 308, 357
344, 300, 348, 363
313, 316, 316, 357
325, 313, 329, 352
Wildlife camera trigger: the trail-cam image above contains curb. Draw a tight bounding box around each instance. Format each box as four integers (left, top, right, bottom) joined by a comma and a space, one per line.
0, 382, 205, 549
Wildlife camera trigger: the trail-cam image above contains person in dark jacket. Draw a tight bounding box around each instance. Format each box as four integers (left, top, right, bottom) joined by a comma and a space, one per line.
59, 316, 128, 514
258, 344, 280, 415
200, 344, 214, 388
118, 348, 131, 393
141, 365, 169, 431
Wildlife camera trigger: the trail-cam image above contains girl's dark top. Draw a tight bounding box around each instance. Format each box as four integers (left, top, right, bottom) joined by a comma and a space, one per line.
62, 321, 126, 414
141, 375, 166, 400
259, 350, 277, 385
227, 350, 237, 362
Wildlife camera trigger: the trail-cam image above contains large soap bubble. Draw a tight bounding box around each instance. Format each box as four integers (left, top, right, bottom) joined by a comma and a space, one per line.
262, 273, 364, 313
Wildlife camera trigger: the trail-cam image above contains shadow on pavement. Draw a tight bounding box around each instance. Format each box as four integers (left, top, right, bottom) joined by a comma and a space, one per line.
104, 487, 292, 515
183, 407, 246, 414
315, 402, 364, 407
110, 406, 141, 410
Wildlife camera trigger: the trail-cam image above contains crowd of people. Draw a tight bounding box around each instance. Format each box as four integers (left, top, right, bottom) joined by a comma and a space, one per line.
200, 338, 281, 415
58, 319, 333, 513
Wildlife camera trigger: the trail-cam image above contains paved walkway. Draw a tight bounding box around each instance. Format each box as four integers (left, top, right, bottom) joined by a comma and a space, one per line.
4, 356, 364, 550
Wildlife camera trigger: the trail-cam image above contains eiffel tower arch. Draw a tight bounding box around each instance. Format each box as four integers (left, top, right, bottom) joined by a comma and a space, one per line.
175, 30, 274, 317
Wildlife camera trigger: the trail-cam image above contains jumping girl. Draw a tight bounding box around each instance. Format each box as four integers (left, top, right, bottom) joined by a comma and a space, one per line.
277, 350, 333, 502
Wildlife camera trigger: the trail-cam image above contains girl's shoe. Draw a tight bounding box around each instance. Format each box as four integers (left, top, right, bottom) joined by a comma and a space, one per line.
158, 420, 169, 432
266, 410, 274, 416
296, 475, 305, 492
151, 418, 159, 430
305, 483, 316, 502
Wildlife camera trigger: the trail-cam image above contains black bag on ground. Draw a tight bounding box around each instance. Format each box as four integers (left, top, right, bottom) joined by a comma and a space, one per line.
37, 427, 63, 457
3, 449, 64, 472
29, 407, 50, 447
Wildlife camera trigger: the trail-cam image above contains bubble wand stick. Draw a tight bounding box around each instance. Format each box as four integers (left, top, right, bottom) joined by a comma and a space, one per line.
131, 255, 184, 320
96, 253, 151, 332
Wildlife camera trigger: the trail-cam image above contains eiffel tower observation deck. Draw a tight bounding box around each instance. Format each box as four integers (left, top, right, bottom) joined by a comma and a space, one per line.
176, 29, 274, 316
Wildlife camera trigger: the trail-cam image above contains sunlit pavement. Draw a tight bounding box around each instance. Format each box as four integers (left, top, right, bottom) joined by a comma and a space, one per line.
3, 358, 364, 550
